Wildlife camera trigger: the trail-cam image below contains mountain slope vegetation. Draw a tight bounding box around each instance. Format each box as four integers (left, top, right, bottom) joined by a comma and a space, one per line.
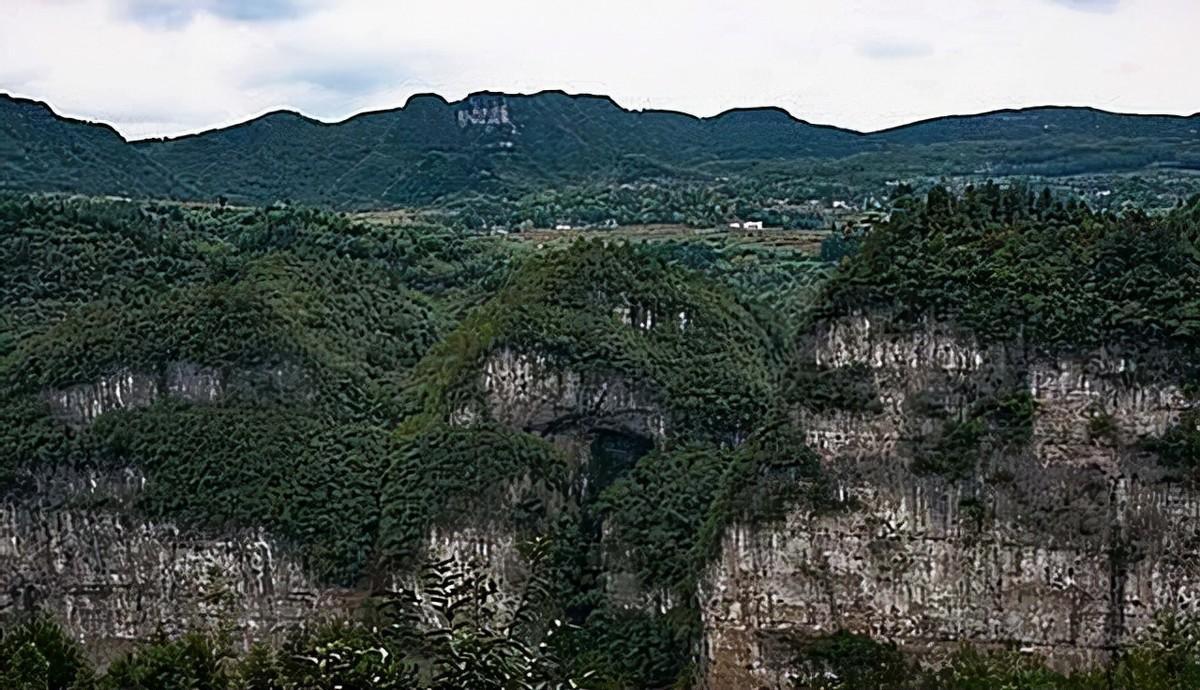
3, 90, 1198, 210
0, 95, 184, 198
6, 188, 1200, 686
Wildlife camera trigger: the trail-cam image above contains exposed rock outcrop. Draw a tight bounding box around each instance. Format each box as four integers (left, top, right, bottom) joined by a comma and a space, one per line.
462, 347, 667, 442
700, 314, 1200, 687
0, 465, 353, 660
18, 313, 1199, 683
0, 460, 546, 661
45, 361, 309, 428
456, 95, 513, 129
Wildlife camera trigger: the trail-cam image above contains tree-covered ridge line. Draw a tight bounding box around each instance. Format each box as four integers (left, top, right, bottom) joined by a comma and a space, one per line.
7, 186, 1200, 688
822, 183, 1200, 353
406, 240, 785, 440
4, 90, 1200, 213
15, 90, 1200, 150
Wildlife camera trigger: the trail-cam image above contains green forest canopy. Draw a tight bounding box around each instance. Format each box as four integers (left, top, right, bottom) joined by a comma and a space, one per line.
5, 187, 1200, 686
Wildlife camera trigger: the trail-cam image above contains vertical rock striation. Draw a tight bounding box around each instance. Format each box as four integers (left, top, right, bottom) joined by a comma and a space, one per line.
0, 465, 354, 660
700, 313, 1199, 687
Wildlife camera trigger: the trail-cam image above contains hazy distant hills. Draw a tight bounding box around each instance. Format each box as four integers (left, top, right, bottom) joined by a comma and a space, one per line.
876, 106, 1200, 145
2, 89, 1198, 208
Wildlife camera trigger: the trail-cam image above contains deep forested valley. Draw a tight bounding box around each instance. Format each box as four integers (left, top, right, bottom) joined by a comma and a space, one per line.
3, 185, 1200, 688
4, 87, 1200, 690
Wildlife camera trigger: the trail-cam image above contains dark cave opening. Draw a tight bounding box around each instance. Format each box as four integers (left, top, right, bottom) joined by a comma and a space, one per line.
586, 428, 654, 497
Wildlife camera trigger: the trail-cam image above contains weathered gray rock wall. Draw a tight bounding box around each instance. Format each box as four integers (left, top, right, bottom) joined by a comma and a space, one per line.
458, 347, 666, 442
18, 321, 1194, 683
0, 465, 355, 660
700, 314, 1199, 688
8, 358, 515, 658
0, 461, 532, 660
44, 360, 308, 428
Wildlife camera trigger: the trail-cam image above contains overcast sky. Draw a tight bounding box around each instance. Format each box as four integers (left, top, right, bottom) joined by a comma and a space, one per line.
3, 0, 1197, 139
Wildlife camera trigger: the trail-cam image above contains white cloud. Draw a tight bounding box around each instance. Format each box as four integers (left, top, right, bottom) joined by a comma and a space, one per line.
858, 39, 935, 60
1048, 0, 1121, 13
1, 0, 1195, 139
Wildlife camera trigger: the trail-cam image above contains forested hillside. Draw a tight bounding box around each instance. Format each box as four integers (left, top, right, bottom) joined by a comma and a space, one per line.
6, 189, 1200, 687
825, 183, 1200, 349
2, 91, 1198, 214
0, 96, 183, 199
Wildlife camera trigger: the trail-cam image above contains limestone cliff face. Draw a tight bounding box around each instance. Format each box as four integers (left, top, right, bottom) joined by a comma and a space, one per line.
456, 97, 511, 128
45, 360, 309, 428
9, 353, 575, 655
0, 465, 353, 660
17, 318, 1196, 683
460, 347, 667, 443
4, 352, 574, 656
454, 345, 666, 509
3, 360, 343, 655
456, 347, 672, 605
700, 313, 1200, 688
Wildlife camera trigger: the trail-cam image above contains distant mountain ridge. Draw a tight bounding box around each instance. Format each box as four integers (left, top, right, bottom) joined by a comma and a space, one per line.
2, 89, 1198, 208
0, 94, 187, 199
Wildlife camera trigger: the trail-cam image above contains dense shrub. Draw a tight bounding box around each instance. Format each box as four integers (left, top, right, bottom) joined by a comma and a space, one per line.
824, 185, 1200, 352
0, 616, 95, 690
413, 240, 779, 441
377, 422, 567, 568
